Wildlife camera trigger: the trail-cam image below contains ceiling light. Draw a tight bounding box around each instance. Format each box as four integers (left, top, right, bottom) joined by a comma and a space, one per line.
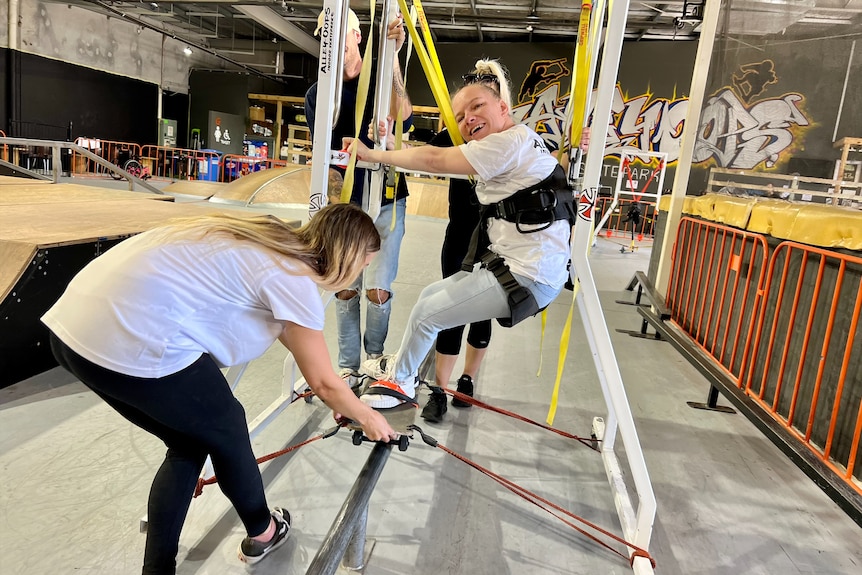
526, 25, 534, 32
183, 46, 192, 56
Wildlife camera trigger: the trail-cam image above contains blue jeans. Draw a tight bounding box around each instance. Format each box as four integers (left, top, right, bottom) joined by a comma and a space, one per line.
337, 198, 406, 371
392, 264, 561, 384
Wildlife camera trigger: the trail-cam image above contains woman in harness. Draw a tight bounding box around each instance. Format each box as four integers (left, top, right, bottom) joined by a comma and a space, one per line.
344, 67, 576, 410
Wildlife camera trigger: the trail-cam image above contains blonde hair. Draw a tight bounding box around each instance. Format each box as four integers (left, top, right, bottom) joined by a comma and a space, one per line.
162, 203, 380, 291
471, 58, 513, 110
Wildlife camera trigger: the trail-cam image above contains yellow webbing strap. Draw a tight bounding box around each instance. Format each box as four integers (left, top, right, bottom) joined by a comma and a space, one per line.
568, 1, 593, 157
341, 1, 377, 204
546, 1, 596, 426
397, 0, 461, 144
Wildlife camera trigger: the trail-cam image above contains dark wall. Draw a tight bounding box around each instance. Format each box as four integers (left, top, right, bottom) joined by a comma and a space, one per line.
1, 48, 158, 143
161, 91, 189, 149
689, 36, 862, 191
189, 70, 255, 150
0, 50, 9, 134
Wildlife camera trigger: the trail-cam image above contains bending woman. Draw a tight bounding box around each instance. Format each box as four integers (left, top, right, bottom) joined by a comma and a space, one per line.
42, 203, 395, 574
346, 68, 574, 410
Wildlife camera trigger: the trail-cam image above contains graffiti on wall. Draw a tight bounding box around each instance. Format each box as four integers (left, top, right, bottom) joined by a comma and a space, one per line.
508, 57, 811, 173
511, 81, 689, 164
693, 60, 811, 170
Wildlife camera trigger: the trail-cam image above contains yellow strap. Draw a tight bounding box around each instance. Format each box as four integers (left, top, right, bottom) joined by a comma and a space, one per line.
547, 286, 578, 424
547, 2, 597, 426
536, 308, 548, 376
341, 1, 377, 204
397, 0, 461, 144
568, 2, 593, 154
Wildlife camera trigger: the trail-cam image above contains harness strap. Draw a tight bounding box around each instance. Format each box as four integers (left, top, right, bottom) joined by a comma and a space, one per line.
461, 164, 575, 272
479, 251, 542, 328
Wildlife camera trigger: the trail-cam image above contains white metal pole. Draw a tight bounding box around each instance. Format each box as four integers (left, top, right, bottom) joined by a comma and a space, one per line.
653, 0, 722, 297
308, 0, 348, 217
572, 0, 657, 568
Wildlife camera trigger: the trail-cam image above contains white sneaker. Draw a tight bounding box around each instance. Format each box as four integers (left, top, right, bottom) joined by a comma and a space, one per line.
360, 354, 396, 380
360, 379, 417, 409
338, 368, 362, 390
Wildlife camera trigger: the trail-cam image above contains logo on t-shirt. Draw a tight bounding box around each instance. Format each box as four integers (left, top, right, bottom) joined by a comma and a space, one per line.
532, 138, 549, 154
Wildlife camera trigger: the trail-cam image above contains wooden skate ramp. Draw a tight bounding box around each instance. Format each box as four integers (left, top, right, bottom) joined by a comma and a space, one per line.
162, 180, 227, 199
210, 164, 312, 206
0, 187, 263, 387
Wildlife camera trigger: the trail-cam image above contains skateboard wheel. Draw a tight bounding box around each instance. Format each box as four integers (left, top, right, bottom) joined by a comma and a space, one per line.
398, 435, 409, 451
352, 430, 363, 446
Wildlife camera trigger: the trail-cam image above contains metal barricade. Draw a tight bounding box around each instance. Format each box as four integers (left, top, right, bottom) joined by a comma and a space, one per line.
745, 242, 862, 489
667, 217, 770, 382
667, 216, 861, 495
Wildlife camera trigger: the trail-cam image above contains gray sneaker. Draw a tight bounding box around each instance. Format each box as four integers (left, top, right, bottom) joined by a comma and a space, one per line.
237, 507, 291, 565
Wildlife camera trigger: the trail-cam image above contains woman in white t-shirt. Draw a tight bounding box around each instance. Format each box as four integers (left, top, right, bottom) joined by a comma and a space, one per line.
42, 203, 396, 573
345, 79, 573, 411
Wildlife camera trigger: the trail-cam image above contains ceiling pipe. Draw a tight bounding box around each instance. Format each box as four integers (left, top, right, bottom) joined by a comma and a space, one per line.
88, 0, 288, 83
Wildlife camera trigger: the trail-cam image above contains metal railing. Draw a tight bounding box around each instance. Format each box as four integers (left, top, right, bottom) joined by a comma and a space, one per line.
744, 241, 862, 489
0, 136, 162, 194
667, 216, 862, 495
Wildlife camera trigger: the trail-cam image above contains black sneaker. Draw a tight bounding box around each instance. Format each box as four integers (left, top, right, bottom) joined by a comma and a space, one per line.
421, 387, 448, 423
237, 507, 291, 565
451, 375, 474, 408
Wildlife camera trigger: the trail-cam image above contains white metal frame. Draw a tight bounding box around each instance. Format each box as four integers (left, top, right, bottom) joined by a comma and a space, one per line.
593, 147, 667, 243
571, 0, 657, 572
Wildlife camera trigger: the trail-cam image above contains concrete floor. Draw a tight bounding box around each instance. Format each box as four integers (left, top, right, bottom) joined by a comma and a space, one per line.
1, 189, 861, 575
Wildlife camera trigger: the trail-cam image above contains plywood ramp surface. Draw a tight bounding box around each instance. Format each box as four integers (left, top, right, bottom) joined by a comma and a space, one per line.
0, 200, 253, 303
405, 177, 449, 220
211, 165, 310, 204
163, 180, 226, 198
0, 184, 169, 205
0, 240, 39, 302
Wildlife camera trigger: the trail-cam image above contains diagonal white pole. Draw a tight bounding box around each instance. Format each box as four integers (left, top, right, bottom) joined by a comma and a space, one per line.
570, 0, 656, 571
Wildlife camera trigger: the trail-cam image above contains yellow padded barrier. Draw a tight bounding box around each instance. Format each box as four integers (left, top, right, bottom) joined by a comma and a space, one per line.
790, 204, 862, 251
658, 193, 861, 250
657, 194, 695, 214
710, 195, 756, 228
747, 199, 802, 240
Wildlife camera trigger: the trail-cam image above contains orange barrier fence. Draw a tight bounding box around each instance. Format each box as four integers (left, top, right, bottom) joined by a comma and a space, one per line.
668, 217, 770, 382
596, 196, 657, 239
139, 145, 220, 181
667, 216, 862, 494
745, 242, 862, 488
72, 138, 141, 176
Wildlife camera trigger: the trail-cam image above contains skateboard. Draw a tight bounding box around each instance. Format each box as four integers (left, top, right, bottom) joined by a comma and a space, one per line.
345, 402, 418, 451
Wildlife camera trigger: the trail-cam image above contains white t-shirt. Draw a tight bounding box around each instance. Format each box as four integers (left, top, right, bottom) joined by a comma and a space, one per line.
459, 124, 571, 288
42, 227, 325, 378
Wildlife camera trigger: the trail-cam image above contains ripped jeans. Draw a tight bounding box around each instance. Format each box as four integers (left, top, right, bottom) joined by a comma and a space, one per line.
336, 198, 406, 371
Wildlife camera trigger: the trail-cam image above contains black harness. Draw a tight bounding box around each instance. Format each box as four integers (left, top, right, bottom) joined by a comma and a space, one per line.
462, 164, 577, 327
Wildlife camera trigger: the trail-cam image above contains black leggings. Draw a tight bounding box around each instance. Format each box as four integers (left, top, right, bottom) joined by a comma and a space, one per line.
435, 220, 492, 356
50, 333, 271, 575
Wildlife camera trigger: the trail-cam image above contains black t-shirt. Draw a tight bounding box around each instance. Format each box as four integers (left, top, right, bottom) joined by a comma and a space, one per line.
305, 64, 412, 206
